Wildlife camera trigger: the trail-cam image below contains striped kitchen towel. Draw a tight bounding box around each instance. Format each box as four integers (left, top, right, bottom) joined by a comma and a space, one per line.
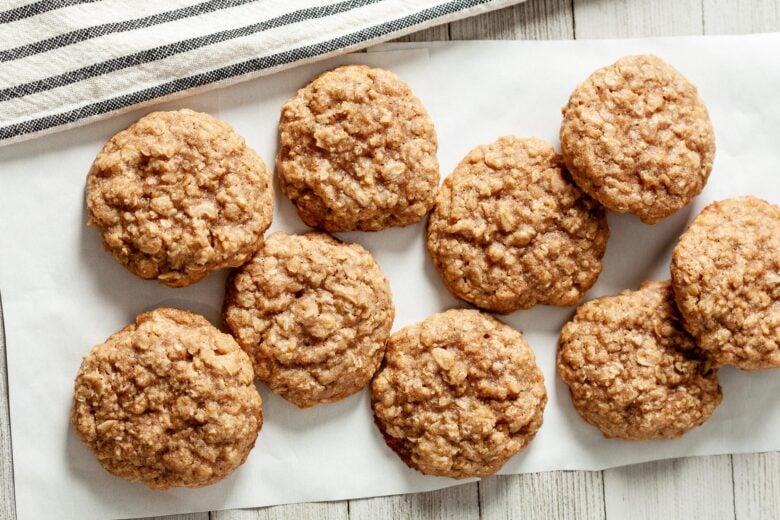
0, 0, 523, 147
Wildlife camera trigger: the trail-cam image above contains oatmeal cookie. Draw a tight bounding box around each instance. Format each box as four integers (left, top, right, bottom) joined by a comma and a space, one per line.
223, 232, 394, 408
71, 308, 262, 489
371, 309, 547, 478
87, 109, 273, 287
671, 197, 780, 370
277, 64, 439, 231
557, 281, 722, 440
560, 55, 715, 224
426, 136, 609, 314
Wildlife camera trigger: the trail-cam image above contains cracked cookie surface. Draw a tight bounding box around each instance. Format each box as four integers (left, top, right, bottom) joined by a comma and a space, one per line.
277, 64, 439, 231
671, 197, 780, 370
224, 232, 394, 408
427, 136, 608, 314
371, 309, 547, 478
560, 55, 715, 224
71, 308, 263, 489
87, 109, 273, 287
557, 280, 722, 440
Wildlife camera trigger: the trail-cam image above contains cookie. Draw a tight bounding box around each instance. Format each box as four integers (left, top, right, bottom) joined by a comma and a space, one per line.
557, 281, 722, 440
277, 64, 439, 232
223, 232, 394, 408
87, 109, 273, 287
560, 55, 715, 224
71, 308, 262, 489
371, 309, 547, 478
426, 136, 609, 314
671, 197, 780, 370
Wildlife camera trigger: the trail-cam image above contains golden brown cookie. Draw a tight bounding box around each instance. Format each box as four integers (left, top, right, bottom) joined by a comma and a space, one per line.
560, 55, 715, 224
71, 308, 262, 489
426, 136, 609, 314
87, 109, 273, 287
223, 232, 394, 408
371, 309, 547, 478
277, 64, 439, 232
671, 197, 780, 370
557, 281, 722, 440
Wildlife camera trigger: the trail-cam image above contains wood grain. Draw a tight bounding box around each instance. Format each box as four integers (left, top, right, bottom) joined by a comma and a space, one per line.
573, 0, 703, 38
733, 452, 780, 520
480, 471, 605, 519
146, 515, 208, 520
603, 456, 735, 520
450, 0, 573, 40
349, 483, 479, 520
393, 24, 450, 43
211, 502, 348, 520
703, 0, 780, 34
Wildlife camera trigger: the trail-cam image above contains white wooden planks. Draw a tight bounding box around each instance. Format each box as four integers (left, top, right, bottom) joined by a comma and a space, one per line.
211, 502, 348, 520
733, 452, 780, 520
449, 0, 574, 40
703, 0, 780, 34
147, 515, 208, 520
603, 456, 735, 520
349, 483, 479, 519
480, 471, 606, 519
573, 0, 703, 38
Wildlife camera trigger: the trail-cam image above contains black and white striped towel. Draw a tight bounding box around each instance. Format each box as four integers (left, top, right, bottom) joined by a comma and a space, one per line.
0, 0, 522, 147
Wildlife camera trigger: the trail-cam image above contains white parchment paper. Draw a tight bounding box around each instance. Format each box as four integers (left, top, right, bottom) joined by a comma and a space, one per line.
1, 35, 779, 520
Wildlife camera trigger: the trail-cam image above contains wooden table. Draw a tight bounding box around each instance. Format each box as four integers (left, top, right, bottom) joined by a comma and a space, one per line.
1, 1, 778, 518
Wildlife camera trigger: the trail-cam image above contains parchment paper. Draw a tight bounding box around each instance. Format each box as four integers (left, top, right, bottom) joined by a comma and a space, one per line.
1, 34, 779, 520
